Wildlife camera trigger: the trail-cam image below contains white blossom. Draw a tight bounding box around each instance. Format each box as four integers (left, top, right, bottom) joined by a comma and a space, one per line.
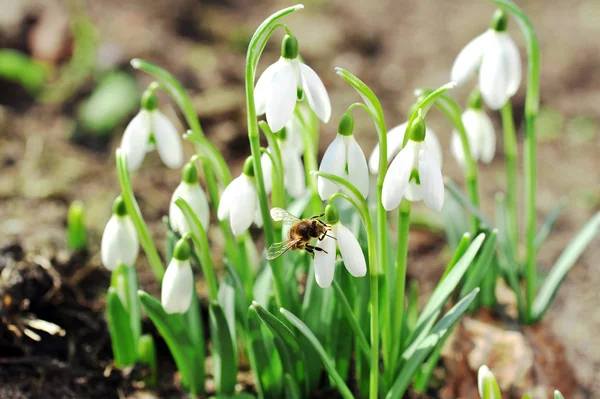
169, 182, 210, 234
101, 213, 139, 271
161, 257, 194, 314
217, 173, 262, 236
451, 108, 496, 167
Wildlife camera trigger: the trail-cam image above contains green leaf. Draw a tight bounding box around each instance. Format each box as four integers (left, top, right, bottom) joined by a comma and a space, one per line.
106, 287, 137, 367
408, 233, 485, 346
138, 334, 158, 388
251, 302, 307, 396
184, 290, 206, 372
460, 230, 498, 298
445, 178, 493, 228
283, 374, 302, 399
554, 390, 565, 399
280, 308, 354, 399
441, 232, 472, 281
483, 375, 502, 399
66, 200, 87, 250
138, 291, 202, 395
247, 307, 283, 398
209, 301, 238, 395
532, 211, 600, 321
332, 280, 370, 359
110, 264, 141, 346
535, 198, 567, 251
386, 289, 480, 399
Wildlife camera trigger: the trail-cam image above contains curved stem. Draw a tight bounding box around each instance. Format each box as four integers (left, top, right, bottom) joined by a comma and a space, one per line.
500, 101, 519, 256
116, 150, 164, 281
488, 0, 541, 324
294, 107, 322, 214
130, 59, 231, 186
245, 5, 304, 309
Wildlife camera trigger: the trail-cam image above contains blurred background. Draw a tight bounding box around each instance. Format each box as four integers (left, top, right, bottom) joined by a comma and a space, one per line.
0, 0, 598, 397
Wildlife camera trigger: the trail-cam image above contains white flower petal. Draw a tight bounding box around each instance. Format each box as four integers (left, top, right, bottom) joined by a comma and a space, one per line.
283, 147, 306, 198
300, 62, 331, 123
335, 223, 366, 277
266, 59, 297, 132
381, 141, 415, 211
479, 32, 510, 110
424, 127, 443, 167
217, 175, 239, 221
318, 134, 346, 200
169, 183, 210, 234
313, 235, 336, 288
346, 136, 369, 198
498, 32, 522, 97
404, 180, 423, 202
451, 31, 489, 86
450, 130, 467, 168
462, 109, 483, 160
285, 116, 305, 155
229, 175, 257, 236
161, 259, 194, 314
152, 110, 184, 169
101, 215, 139, 271
261, 152, 273, 195
255, 62, 279, 116
476, 110, 496, 163
121, 110, 151, 171
253, 200, 263, 228
418, 147, 445, 212
368, 122, 408, 174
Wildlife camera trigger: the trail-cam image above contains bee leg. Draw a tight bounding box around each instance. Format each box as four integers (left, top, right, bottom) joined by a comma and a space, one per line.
306, 244, 328, 255
311, 213, 325, 220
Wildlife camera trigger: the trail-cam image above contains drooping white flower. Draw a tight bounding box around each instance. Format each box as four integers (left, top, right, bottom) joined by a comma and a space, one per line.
120, 89, 183, 171
313, 204, 366, 288
169, 162, 210, 234
451, 10, 521, 110
382, 116, 444, 212
477, 365, 501, 399
101, 196, 139, 271
451, 107, 496, 167
217, 158, 262, 236
318, 114, 369, 200
368, 121, 443, 174
255, 34, 331, 132
161, 239, 194, 314
261, 117, 307, 198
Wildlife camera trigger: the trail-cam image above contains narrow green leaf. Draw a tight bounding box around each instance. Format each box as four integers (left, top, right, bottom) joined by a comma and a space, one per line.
554, 390, 565, 399
66, 200, 87, 250
332, 280, 370, 359
110, 264, 141, 346
184, 290, 206, 375
533, 211, 600, 321
441, 232, 472, 281
106, 288, 137, 367
408, 233, 485, 345
280, 308, 354, 399
138, 334, 158, 388
535, 198, 567, 251
209, 301, 238, 395
138, 290, 202, 395
445, 178, 493, 228
483, 376, 502, 399
460, 230, 498, 298
386, 289, 479, 399
283, 374, 302, 399
247, 307, 283, 398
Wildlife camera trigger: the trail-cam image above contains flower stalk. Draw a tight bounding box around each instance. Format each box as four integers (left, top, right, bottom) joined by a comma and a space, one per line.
500, 100, 519, 254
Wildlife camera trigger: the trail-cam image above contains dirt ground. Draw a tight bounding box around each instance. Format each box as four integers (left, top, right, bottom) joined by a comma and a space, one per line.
1, 0, 598, 397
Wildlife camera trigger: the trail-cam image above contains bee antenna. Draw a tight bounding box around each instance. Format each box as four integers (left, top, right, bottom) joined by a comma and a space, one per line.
325, 233, 337, 240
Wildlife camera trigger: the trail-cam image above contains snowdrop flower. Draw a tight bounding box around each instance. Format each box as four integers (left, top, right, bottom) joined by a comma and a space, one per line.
313, 204, 367, 288
255, 34, 331, 132
120, 87, 184, 171
162, 237, 194, 314
318, 113, 369, 200
382, 115, 444, 212
477, 365, 501, 399
169, 161, 210, 234
101, 196, 139, 271
451, 90, 496, 167
218, 157, 263, 236
451, 9, 521, 110
368, 121, 442, 174
261, 117, 306, 198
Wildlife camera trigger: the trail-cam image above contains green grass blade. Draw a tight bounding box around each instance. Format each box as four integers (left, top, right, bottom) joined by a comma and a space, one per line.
533, 211, 600, 321
460, 230, 498, 298
280, 308, 354, 399
209, 301, 238, 395
386, 289, 479, 399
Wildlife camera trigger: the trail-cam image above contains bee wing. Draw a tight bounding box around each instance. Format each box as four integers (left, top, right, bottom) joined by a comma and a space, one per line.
266, 240, 296, 260
270, 207, 301, 224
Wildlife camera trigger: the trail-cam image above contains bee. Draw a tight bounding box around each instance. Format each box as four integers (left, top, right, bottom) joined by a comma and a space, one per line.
267, 208, 334, 260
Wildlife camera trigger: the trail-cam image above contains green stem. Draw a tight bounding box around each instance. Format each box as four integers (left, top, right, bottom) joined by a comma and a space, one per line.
244, 5, 303, 309
388, 200, 411, 383
116, 150, 164, 281
500, 101, 519, 257
489, 0, 541, 323
295, 107, 322, 214
130, 59, 231, 185
258, 121, 285, 210
318, 173, 378, 399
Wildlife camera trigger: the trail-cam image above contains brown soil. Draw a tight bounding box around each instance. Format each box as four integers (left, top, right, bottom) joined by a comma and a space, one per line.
1, 0, 598, 398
